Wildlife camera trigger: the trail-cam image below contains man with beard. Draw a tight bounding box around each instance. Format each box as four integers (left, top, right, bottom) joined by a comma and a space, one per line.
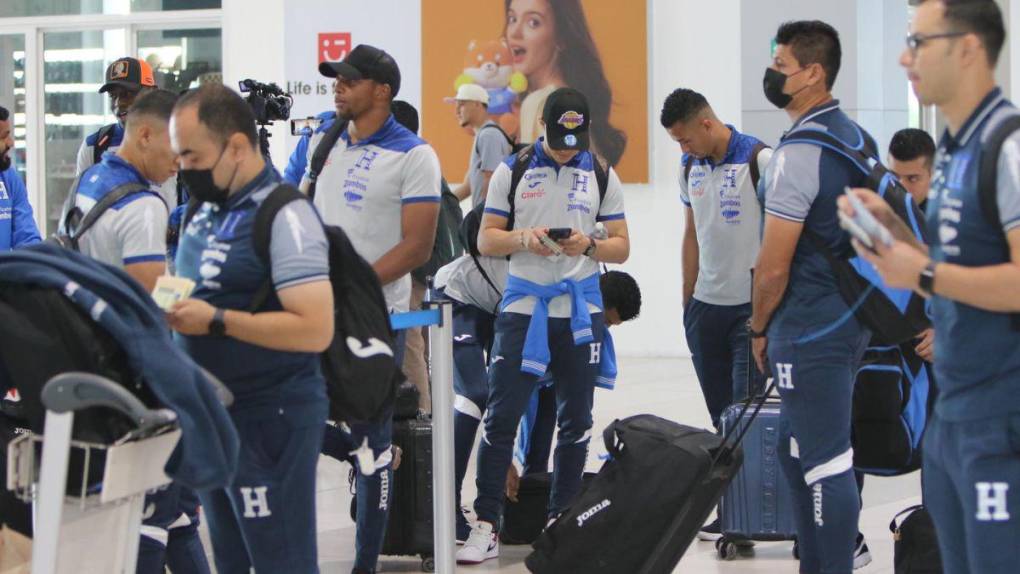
0, 104, 40, 251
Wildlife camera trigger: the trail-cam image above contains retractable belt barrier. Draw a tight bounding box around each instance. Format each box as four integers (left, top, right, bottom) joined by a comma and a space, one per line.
389, 300, 456, 574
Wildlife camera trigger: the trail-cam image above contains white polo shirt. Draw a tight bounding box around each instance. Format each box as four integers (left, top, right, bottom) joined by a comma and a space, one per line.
305, 115, 441, 312
483, 139, 625, 318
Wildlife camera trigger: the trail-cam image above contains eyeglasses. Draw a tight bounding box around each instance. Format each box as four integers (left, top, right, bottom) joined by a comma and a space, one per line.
905, 31, 967, 53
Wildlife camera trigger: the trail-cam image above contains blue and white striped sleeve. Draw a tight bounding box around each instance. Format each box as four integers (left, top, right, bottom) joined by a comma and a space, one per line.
483, 163, 513, 221
269, 200, 330, 291
596, 167, 625, 222
997, 131, 1020, 233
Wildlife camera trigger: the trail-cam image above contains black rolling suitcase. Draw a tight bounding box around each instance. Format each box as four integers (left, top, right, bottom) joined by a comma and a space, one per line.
500, 471, 597, 545
526, 382, 776, 574
382, 416, 435, 572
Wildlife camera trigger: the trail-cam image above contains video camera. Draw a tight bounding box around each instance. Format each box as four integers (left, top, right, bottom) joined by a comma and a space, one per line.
239, 79, 293, 125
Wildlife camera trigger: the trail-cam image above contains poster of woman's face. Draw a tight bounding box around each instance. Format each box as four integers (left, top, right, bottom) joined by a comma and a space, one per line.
423, 0, 649, 183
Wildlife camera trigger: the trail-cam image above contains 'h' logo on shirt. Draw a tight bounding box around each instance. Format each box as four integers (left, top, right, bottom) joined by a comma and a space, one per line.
572, 173, 590, 194
355, 149, 379, 172
0, 182, 8, 201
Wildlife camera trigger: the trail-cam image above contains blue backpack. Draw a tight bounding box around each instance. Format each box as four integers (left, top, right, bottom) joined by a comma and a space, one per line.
777, 126, 931, 346
852, 343, 934, 476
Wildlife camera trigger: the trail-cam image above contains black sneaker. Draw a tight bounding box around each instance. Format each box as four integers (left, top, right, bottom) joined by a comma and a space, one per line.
697, 517, 722, 542
854, 533, 872, 570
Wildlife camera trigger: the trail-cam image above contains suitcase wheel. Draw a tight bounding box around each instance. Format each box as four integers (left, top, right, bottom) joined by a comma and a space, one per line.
716, 539, 740, 561
421, 555, 435, 572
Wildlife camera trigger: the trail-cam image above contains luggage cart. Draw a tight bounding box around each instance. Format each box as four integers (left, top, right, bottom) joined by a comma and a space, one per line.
6, 373, 182, 574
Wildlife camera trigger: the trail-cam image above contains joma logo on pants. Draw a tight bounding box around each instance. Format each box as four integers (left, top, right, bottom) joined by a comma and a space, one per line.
577, 499, 611, 527
813, 483, 824, 526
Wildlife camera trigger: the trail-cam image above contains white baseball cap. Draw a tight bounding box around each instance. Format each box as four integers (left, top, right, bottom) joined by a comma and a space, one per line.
444, 83, 489, 105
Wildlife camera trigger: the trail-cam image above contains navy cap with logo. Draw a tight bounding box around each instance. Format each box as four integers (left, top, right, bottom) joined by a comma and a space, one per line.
542, 87, 591, 151
319, 44, 401, 97
99, 57, 156, 94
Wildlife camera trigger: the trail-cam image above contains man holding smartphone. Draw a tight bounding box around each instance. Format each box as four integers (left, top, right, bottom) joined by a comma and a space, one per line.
457, 88, 630, 565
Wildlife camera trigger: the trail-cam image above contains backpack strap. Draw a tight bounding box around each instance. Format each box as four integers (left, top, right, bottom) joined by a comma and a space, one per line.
506, 144, 536, 231
749, 142, 768, 191
683, 156, 694, 185
780, 127, 885, 188
977, 113, 1020, 331
67, 181, 153, 248
475, 123, 515, 156
307, 117, 349, 201
593, 153, 610, 213
92, 124, 118, 165
249, 184, 312, 312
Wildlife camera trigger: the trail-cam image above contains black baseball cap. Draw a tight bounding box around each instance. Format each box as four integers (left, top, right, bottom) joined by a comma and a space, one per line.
542, 87, 590, 151
319, 44, 401, 97
99, 57, 156, 94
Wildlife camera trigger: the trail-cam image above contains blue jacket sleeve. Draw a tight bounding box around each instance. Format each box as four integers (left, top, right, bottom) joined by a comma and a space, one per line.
283, 132, 311, 186
8, 170, 41, 247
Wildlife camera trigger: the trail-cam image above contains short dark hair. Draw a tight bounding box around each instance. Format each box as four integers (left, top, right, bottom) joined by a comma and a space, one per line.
126, 89, 178, 126
659, 88, 710, 129
0, 105, 8, 122
929, 0, 1006, 66
391, 100, 419, 135
174, 84, 258, 148
889, 128, 936, 167
775, 20, 842, 90
601, 270, 641, 322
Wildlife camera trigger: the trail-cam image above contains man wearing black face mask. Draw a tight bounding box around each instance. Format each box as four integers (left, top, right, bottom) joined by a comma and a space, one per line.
748, 21, 876, 574
167, 84, 334, 574
0, 104, 40, 251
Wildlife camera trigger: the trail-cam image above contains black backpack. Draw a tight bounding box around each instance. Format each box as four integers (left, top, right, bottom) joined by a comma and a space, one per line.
890, 505, 943, 574
249, 184, 404, 423
412, 178, 464, 283
978, 113, 1020, 331
51, 179, 153, 252
852, 343, 935, 476
777, 127, 931, 346
0, 283, 157, 444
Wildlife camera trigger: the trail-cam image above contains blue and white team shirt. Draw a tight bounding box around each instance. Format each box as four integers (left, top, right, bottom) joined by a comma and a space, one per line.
298, 114, 441, 312
926, 88, 1020, 421
483, 139, 625, 318
175, 165, 330, 409
679, 127, 771, 306
0, 165, 41, 251
72, 153, 168, 268
77, 124, 179, 209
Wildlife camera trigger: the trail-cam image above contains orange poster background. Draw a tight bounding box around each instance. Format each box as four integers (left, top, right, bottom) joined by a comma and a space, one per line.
421, 0, 649, 183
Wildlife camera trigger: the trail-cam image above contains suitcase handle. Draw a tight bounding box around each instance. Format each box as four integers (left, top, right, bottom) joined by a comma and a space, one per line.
602, 420, 625, 459
712, 378, 777, 466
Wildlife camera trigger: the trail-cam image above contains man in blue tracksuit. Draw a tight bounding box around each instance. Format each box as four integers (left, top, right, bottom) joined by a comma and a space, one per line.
749, 21, 873, 574
168, 84, 334, 574
0, 105, 40, 251
850, 2, 1020, 572
457, 88, 630, 565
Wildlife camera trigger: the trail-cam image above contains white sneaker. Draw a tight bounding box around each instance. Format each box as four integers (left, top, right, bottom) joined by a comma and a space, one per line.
853, 533, 872, 570
456, 521, 499, 565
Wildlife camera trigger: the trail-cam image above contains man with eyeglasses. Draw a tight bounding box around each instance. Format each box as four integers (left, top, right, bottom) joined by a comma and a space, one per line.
844, 1, 1020, 572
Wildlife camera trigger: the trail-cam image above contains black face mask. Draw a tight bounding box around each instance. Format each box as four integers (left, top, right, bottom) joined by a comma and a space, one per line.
179, 145, 235, 204
0, 151, 10, 172
763, 67, 808, 110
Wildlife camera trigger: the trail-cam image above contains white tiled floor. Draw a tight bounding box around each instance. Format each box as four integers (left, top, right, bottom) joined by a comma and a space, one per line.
202, 357, 922, 573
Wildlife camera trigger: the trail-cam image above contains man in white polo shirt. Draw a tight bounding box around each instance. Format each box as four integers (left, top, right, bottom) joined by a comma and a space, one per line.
448, 83, 513, 207
292, 43, 440, 574
457, 88, 630, 565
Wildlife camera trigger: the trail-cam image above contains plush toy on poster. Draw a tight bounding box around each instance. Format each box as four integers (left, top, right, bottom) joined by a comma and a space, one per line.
454, 38, 527, 137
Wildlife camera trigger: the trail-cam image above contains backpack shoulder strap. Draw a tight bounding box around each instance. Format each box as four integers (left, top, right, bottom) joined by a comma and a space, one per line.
749, 142, 769, 191
475, 123, 515, 155
593, 153, 610, 206
92, 124, 117, 165
307, 117, 349, 201
780, 128, 883, 187
71, 181, 152, 241
506, 144, 535, 231
978, 114, 1020, 231
249, 183, 311, 312
683, 156, 694, 184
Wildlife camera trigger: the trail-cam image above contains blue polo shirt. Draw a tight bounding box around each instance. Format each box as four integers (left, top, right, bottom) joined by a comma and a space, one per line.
0, 165, 40, 251
927, 87, 1020, 422
174, 165, 330, 412
762, 100, 875, 341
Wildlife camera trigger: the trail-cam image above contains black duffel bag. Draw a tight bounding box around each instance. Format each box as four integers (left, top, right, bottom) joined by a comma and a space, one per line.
891, 505, 943, 573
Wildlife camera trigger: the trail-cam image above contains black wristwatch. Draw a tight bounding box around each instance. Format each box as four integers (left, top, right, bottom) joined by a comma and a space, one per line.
747, 320, 767, 339
583, 237, 597, 258
209, 308, 227, 337
919, 261, 937, 296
